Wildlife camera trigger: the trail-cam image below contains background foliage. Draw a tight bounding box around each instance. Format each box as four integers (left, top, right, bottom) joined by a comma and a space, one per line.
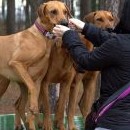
0, 0, 126, 114
0, 0, 125, 35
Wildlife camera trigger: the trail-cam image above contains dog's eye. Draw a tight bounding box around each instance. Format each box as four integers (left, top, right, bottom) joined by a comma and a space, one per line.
50, 9, 57, 15
63, 10, 67, 15
96, 18, 103, 22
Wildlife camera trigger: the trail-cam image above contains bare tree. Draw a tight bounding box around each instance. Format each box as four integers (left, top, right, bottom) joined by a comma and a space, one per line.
24, 0, 30, 28
6, 0, 15, 34
2, 0, 6, 19
80, 0, 91, 20
23, 0, 45, 28
28, 0, 38, 24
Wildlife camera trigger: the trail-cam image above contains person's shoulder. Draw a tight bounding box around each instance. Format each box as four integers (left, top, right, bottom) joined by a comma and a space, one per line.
106, 34, 130, 49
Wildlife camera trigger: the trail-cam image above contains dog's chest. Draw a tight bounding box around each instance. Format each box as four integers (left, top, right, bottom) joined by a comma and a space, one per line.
28, 43, 52, 81
28, 59, 49, 81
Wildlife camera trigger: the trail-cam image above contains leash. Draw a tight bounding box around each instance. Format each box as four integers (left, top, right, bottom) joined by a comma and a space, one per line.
34, 21, 56, 39
94, 81, 130, 123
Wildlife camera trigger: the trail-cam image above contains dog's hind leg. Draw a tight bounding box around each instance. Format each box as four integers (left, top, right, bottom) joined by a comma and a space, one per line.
14, 83, 28, 130
54, 68, 75, 130
67, 73, 84, 130
0, 75, 10, 98
79, 71, 99, 118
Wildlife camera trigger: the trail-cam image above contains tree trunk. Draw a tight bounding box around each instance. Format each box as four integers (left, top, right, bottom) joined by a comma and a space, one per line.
6, 0, 15, 34
24, 0, 30, 28
28, 0, 38, 24
63, 0, 72, 10
80, 0, 91, 20
24, 0, 45, 28
2, 0, 6, 19
38, 0, 45, 5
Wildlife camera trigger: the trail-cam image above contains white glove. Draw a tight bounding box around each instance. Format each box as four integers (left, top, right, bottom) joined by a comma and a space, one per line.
53, 25, 70, 37
69, 18, 85, 31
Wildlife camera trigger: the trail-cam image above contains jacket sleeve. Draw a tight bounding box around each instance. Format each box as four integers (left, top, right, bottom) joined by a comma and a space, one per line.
82, 23, 116, 47
62, 30, 119, 71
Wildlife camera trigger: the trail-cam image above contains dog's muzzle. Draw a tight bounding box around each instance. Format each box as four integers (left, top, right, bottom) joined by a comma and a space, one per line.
106, 28, 114, 32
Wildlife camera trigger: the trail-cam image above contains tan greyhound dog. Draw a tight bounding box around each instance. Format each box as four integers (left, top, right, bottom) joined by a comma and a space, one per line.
0, 1, 72, 130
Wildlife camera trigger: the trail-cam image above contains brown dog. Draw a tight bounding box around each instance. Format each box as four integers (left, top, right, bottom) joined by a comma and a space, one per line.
0, 1, 71, 130
67, 10, 115, 130
37, 10, 115, 130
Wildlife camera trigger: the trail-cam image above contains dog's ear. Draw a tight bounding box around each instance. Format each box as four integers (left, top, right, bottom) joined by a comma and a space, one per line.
83, 12, 97, 23
111, 12, 119, 27
37, 3, 47, 18
64, 4, 73, 18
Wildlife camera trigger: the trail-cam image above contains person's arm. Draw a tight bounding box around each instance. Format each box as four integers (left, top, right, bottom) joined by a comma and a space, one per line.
62, 30, 119, 71
81, 23, 116, 47
68, 18, 116, 47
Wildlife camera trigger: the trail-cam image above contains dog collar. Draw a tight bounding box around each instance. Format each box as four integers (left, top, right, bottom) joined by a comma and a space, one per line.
35, 21, 56, 39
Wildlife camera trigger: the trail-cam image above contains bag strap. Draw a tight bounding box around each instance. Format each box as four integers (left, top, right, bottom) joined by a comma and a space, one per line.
94, 81, 130, 123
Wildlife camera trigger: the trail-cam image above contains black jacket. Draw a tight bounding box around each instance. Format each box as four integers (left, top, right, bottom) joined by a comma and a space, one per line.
62, 23, 130, 129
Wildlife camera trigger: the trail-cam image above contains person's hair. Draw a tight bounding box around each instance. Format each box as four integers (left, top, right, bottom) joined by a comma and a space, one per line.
115, 0, 130, 33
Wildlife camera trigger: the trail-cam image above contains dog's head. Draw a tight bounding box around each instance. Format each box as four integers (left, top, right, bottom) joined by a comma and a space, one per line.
83, 10, 115, 30
37, 1, 72, 29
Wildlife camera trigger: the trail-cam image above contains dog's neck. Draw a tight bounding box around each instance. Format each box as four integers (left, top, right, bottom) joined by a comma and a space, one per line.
34, 19, 55, 39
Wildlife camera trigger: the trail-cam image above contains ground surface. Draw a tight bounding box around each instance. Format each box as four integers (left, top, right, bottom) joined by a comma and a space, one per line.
0, 82, 20, 114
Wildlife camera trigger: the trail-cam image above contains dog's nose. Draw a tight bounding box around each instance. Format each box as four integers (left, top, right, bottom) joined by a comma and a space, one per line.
59, 19, 68, 27
106, 28, 113, 32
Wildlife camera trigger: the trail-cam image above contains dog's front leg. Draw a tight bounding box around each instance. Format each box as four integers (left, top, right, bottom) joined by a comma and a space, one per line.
9, 60, 38, 130
40, 80, 53, 130
68, 73, 84, 130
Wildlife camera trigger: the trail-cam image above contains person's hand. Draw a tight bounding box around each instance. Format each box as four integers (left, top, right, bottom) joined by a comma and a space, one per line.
53, 25, 70, 38
69, 18, 85, 32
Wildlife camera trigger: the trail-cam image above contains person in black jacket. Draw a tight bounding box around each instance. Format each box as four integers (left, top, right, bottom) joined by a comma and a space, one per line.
53, 0, 130, 130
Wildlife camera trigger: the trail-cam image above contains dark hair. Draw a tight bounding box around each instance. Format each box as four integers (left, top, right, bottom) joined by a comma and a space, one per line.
114, 0, 130, 33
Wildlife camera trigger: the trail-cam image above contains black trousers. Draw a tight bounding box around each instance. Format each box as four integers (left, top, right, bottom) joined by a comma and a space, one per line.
85, 111, 96, 130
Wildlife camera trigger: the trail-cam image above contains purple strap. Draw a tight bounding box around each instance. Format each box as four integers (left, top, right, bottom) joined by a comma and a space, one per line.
95, 86, 130, 122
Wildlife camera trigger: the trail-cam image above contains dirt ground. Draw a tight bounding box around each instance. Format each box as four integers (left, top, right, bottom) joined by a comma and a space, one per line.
0, 82, 82, 115
0, 82, 20, 114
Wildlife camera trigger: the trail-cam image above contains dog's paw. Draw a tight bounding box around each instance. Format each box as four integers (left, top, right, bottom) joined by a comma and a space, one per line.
29, 105, 38, 115
54, 120, 66, 130
15, 124, 24, 130
69, 124, 78, 130
37, 120, 43, 129
43, 119, 53, 130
